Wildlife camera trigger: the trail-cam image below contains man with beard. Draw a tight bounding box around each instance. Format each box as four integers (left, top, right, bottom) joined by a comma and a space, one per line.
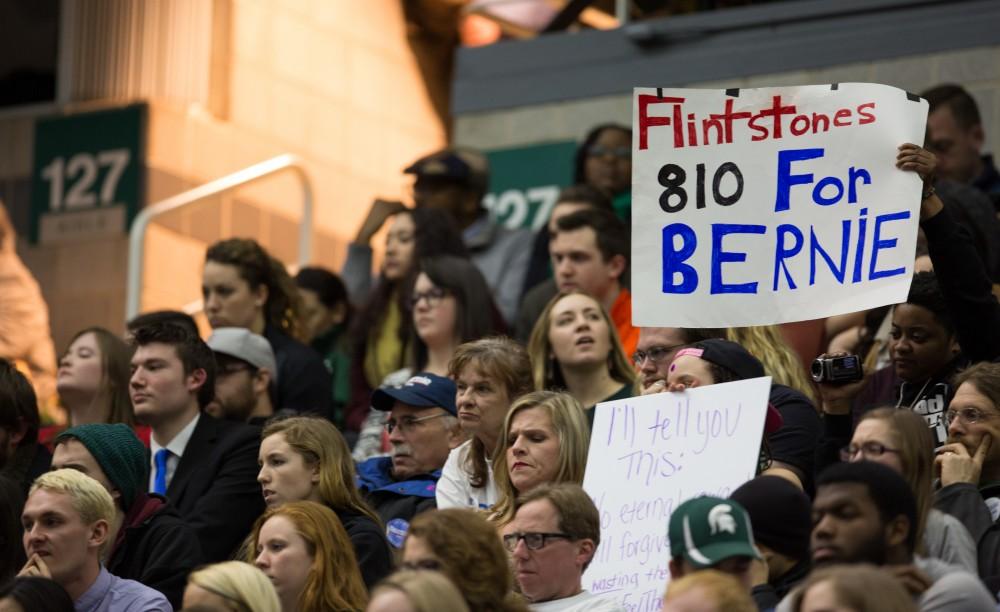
935, 361, 1000, 586
356, 372, 463, 549
205, 327, 276, 425
801, 462, 993, 612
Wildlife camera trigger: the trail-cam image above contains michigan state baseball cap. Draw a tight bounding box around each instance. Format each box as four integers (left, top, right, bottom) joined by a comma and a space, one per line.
370, 372, 457, 416
668, 496, 761, 569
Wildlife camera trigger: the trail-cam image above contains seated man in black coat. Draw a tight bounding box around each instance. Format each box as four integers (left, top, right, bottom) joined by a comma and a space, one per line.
356, 372, 463, 549
129, 321, 264, 562
52, 423, 201, 609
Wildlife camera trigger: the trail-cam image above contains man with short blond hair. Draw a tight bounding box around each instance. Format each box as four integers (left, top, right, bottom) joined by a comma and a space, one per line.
19, 469, 170, 610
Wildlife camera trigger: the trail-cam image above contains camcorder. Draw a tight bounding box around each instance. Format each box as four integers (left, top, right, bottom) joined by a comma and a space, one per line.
811, 354, 864, 384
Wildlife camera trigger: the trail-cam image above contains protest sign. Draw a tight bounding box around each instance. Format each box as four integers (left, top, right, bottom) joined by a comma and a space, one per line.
582, 377, 771, 610
631, 83, 928, 327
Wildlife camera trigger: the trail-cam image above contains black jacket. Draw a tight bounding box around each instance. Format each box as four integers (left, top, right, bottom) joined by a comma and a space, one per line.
332, 507, 393, 590
164, 414, 264, 562
935, 481, 1000, 584
767, 384, 822, 494
264, 325, 333, 417
108, 494, 203, 609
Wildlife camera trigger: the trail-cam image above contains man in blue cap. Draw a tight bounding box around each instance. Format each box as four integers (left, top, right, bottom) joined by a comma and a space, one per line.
356, 372, 464, 548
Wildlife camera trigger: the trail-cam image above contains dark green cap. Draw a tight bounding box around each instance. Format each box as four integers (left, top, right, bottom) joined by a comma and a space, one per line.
55, 423, 146, 512
668, 496, 761, 569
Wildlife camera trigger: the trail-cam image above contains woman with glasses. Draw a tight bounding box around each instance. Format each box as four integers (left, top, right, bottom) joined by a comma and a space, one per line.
342, 207, 469, 438
527, 291, 636, 429
836, 407, 976, 573
574, 124, 632, 204
402, 508, 528, 612
257, 416, 392, 588
353, 255, 501, 462
437, 337, 534, 510
250, 501, 368, 611
490, 391, 590, 527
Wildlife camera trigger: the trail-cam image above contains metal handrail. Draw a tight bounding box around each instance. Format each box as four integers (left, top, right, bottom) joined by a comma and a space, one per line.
125, 154, 313, 319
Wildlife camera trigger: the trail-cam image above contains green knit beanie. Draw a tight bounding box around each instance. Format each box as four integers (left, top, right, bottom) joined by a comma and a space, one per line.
55, 423, 146, 512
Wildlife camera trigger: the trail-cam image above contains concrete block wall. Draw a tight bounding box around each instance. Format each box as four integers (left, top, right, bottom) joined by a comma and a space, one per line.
454, 45, 1000, 159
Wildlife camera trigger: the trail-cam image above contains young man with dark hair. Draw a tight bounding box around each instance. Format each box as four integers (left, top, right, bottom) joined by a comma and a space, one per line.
129, 322, 263, 562
52, 423, 202, 608
0, 359, 50, 497
921, 83, 1000, 204
806, 461, 993, 611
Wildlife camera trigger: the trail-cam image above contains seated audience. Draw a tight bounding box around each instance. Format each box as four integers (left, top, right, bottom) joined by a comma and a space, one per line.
789, 565, 917, 612
183, 561, 280, 612
258, 416, 392, 587
575, 123, 632, 210
491, 391, 590, 527
294, 266, 353, 431
518, 184, 615, 333
808, 462, 994, 611
367, 570, 470, 612
206, 327, 277, 425
522, 209, 637, 356
825, 408, 977, 573
357, 373, 463, 548
343, 205, 468, 435
352, 254, 500, 461
505, 483, 624, 611
203, 238, 331, 417
0, 576, 75, 612
19, 469, 170, 610
934, 361, 1000, 584
0, 359, 50, 497
527, 291, 635, 428
130, 322, 263, 562
667, 496, 763, 593
661, 570, 756, 612
437, 337, 534, 510
633, 327, 725, 393
403, 508, 528, 611
250, 500, 367, 612
730, 476, 812, 607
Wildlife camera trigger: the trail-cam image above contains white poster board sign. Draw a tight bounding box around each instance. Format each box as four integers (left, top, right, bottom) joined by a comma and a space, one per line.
582, 377, 771, 610
631, 83, 928, 327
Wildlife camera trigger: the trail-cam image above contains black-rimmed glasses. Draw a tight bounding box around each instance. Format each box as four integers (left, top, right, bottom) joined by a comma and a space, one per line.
502, 532, 572, 552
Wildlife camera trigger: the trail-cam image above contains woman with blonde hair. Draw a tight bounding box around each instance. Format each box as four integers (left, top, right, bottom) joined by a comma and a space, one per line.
490, 390, 590, 527
527, 291, 635, 428
403, 509, 528, 612
727, 325, 817, 404
257, 416, 392, 587
790, 564, 916, 612
367, 570, 470, 612
250, 501, 368, 612
437, 337, 534, 510
184, 561, 281, 612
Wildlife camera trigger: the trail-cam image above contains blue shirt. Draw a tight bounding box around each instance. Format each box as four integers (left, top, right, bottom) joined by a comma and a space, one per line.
75, 566, 172, 612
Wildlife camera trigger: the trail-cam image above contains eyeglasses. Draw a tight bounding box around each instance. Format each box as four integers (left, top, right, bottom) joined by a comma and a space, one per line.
587, 145, 631, 160
400, 559, 442, 571
839, 441, 901, 462
502, 532, 572, 552
409, 287, 449, 310
217, 363, 255, 378
945, 407, 998, 427
632, 344, 685, 366
384, 413, 450, 435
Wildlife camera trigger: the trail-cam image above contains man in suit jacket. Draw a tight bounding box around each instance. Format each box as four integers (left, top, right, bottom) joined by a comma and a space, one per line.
130, 321, 264, 562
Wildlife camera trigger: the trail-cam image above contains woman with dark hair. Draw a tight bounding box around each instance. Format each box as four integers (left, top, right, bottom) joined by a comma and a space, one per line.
294, 266, 353, 431
353, 254, 501, 461
0, 577, 75, 612
574, 123, 632, 219
343, 207, 469, 435
203, 238, 332, 417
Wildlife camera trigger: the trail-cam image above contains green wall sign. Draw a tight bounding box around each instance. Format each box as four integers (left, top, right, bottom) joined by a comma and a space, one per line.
30, 104, 146, 244
483, 140, 576, 230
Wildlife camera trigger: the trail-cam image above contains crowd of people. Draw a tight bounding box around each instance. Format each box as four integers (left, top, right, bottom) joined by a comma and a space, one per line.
1, 82, 1000, 612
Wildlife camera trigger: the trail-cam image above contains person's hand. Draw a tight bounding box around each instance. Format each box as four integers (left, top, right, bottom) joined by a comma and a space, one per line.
886, 564, 932, 597
936, 435, 992, 487
896, 143, 943, 221
641, 380, 666, 395
814, 352, 869, 415
18, 554, 52, 579
354, 199, 408, 244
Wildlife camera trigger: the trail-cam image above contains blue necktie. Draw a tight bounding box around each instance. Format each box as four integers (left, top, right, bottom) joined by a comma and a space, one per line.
153, 449, 171, 495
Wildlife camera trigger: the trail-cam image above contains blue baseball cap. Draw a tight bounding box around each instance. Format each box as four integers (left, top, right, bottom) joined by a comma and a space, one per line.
371, 372, 457, 415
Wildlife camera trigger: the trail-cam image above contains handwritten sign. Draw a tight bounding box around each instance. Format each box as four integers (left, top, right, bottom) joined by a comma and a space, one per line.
582, 377, 771, 610
631, 83, 928, 327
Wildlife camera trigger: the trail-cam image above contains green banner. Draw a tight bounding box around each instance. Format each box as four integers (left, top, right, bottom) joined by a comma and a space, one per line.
30, 104, 146, 244
483, 140, 576, 230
